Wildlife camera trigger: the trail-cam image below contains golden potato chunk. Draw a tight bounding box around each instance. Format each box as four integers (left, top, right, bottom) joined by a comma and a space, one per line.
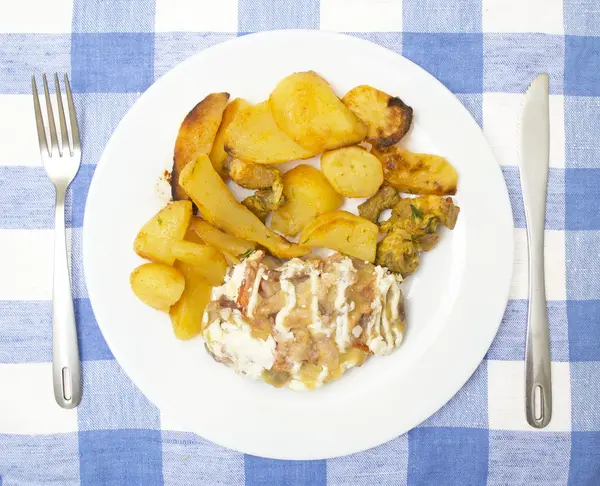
320, 146, 383, 198
373, 146, 458, 196
187, 217, 256, 263
269, 71, 367, 153
133, 200, 193, 265
224, 101, 317, 164
209, 98, 251, 178
342, 85, 413, 148
172, 92, 230, 200
170, 240, 227, 286
271, 164, 344, 237
169, 261, 212, 340
179, 154, 310, 258
130, 263, 185, 312
299, 210, 378, 263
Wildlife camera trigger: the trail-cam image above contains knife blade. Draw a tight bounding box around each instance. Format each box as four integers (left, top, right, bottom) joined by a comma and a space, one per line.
521, 73, 552, 428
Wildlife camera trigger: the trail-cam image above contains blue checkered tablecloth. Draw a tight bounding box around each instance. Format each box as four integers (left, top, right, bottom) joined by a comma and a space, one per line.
1, 0, 599, 484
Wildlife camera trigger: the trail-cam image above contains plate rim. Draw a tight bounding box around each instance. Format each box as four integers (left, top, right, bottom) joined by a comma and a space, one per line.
83, 29, 514, 459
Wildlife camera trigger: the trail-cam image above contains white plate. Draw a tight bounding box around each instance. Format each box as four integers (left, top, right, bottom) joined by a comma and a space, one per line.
83, 30, 513, 460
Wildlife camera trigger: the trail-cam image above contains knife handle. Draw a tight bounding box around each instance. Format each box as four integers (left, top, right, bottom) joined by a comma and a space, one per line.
524, 186, 552, 428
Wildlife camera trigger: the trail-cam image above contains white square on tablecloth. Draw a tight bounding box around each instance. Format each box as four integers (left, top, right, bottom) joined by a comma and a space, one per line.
155, 0, 238, 33
509, 228, 566, 301
483, 92, 565, 169
320, 0, 403, 32
0, 95, 43, 167
488, 360, 571, 432
482, 0, 564, 34
0, 229, 73, 301
0, 363, 78, 434
0, 0, 73, 33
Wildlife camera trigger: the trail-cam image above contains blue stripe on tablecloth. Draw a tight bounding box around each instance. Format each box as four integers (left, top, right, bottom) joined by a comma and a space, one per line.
161, 431, 245, 486
244, 456, 326, 486
72, 0, 156, 34
79, 429, 163, 486
565, 231, 600, 300
565, 168, 600, 230
0, 34, 71, 95
569, 431, 600, 484
237, 0, 319, 32
570, 362, 600, 432
568, 301, 600, 362
407, 427, 489, 485
564, 96, 600, 170
0, 164, 94, 229
487, 300, 569, 362
0, 300, 51, 363
564, 35, 600, 97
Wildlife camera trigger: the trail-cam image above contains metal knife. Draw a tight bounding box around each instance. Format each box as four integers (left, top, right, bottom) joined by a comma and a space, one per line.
521, 73, 552, 428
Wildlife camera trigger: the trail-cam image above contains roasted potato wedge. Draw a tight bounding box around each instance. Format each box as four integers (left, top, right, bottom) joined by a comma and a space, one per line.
169, 261, 213, 340
209, 98, 251, 178
357, 184, 400, 223
342, 85, 413, 148
130, 263, 185, 312
224, 101, 317, 164
170, 240, 227, 286
134, 200, 193, 265
299, 210, 378, 263
179, 154, 310, 258
372, 146, 458, 196
172, 92, 230, 200
320, 146, 383, 198
271, 164, 344, 237
187, 217, 256, 262
269, 71, 367, 153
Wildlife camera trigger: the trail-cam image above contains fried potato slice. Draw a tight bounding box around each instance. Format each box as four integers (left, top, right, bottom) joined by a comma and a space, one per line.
224, 101, 317, 164
299, 210, 378, 263
130, 263, 185, 312
320, 146, 383, 198
357, 184, 400, 223
179, 154, 310, 258
170, 240, 227, 286
342, 85, 413, 149
172, 93, 230, 200
209, 98, 251, 178
372, 145, 458, 196
271, 164, 344, 237
187, 217, 256, 263
134, 200, 193, 265
269, 71, 367, 153
169, 261, 212, 340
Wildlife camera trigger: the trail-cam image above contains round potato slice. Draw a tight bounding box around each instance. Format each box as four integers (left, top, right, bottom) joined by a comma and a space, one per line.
130, 263, 185, 312
320, 146, 383, 198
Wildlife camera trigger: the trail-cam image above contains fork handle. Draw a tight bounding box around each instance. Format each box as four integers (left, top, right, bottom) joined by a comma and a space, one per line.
52, 188, 81, 408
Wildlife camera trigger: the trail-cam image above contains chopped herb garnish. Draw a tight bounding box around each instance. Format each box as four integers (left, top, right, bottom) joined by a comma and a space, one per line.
238, 248, 256, 260
410, 204, 424, 219
156, 216, 163, 226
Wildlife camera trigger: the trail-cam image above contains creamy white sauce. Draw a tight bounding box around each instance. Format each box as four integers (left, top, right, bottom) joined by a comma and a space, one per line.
213, 260, 247, 301
308, 264, 329, 336
204, 312, 276, 379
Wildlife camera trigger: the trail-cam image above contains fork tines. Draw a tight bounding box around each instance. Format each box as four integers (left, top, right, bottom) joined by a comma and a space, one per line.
32, 73, 80, 158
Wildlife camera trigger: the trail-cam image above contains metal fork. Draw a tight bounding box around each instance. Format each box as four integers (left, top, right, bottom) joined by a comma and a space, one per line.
32, 74, 82, 409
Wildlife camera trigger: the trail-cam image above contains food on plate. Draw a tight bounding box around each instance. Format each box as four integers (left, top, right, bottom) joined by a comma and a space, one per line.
377, 196, 460, 276
225, 157, 285, 221
130, 262, 185, 312
169, 261, 213, 340
372, 145, 458, 196
342, 85, 413, 149
172, 93, 230, 200
271, 164, 344, 237
210, 98, 251, 178
169, 240, 227, 286
224, 101, 317, 164
357, 184, 400, 223
187, 217, 256, 264
320, 146, 383, 198
202, 251, 405, 389
269, 71, 368, 153
179, 154, 310, 258
134, 200, 193, 265
129, 71, 462, 387
299, 210, 378, 263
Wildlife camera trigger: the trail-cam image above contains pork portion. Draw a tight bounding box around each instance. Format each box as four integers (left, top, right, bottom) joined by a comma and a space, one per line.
203, 251, 406, 390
